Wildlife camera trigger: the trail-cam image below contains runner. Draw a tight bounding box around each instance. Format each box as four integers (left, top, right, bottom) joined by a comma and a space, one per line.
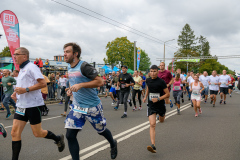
172, 73, 182, 114
177, 68, 186, 103
219, 70, 231, 104
59, 74, 68, 104
143, 65, 170, 153
185, 72, 190, 100
11, 47, 65, 160
132, 70, 142, 111
115, 71, 121, 105
208, 70, 220, 107
109, 71, 118, 105
1, 69, 17, 119
228, 74, 235, 97
190, 75, 204, 117
0, 123, 7, 138
105, 75, 111, 98
187, 71, 194, 107
199, 71, 210, 103
157, 62, 173, 108
63, 43, 117, 160
141, 72, 146, 98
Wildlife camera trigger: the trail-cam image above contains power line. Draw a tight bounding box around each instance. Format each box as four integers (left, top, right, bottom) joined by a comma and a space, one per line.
51, 0, 178, 49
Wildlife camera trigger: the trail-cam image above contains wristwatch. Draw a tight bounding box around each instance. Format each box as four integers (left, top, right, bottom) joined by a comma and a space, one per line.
26, 88, 30, 92
158, 97, 160, 101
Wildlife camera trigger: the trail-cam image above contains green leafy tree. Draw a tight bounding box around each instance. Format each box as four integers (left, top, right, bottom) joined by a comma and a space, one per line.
104, 37, 135, 70
0, 46, 11, 57
177, 23, 197, 50
197, 35, 211, 57
139, 50, 151, 71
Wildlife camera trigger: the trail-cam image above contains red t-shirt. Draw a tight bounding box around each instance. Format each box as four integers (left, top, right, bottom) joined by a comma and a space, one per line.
158, 70, 172, 84
230, 77, 235, 84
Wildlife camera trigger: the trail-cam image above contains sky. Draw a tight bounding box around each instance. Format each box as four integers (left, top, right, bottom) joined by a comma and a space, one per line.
0, 0, 240, 73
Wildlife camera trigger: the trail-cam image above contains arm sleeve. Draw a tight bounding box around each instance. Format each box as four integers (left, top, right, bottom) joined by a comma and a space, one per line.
81, 62, 99, 80
11, 77, 17, 85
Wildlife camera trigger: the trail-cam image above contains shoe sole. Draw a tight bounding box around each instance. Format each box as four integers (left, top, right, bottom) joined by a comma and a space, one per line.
0, 123, 7, 138
147, 146, 156, 153
58, 134, 65, 152
111, 140, 118, 159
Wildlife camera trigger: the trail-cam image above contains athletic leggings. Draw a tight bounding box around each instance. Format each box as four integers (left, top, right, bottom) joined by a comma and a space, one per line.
117, 91, 130, 112
64, 94, 71, 112
132, 89, 142, 106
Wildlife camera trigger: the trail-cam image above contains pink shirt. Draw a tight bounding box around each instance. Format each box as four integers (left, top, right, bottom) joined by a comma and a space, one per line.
173, 78, 182, 91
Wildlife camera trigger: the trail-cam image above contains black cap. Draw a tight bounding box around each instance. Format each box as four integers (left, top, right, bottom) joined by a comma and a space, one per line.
121, 65, 128, 69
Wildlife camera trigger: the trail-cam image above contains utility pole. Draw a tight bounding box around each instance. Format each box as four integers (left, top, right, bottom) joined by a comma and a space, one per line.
163, 39, 175, 63
134, 41, 136, 71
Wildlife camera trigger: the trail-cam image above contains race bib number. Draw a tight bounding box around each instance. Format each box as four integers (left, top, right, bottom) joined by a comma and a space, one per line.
121, 84, 126, 88
149, 93, 160, 101
192, 90, 200, 95
72, 105, 88, 114
140, 87, 142, 90
204, 86, 208, 88
221, 82, 226, 85
108, 83, 111, 86
174, 86, 181, 90
16, 107, 26, 116
229, 84, 232, 86
210, 82, 215, 86
3, 87, 7, 92
112, 85, 115, 88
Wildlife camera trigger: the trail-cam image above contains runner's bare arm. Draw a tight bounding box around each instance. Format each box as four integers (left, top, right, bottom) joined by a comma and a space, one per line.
159, 88, 170, 100
200, 82, 204, 93
143, 86, 149, 103
70, 76, 103, 92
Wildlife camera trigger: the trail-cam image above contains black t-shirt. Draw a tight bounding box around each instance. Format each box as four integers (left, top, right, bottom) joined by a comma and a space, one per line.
118, 73, 135, 92
80, 62, 99, 80
146, 77, 167, 108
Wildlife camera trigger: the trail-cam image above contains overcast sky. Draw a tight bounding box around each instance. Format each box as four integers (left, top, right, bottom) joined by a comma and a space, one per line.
1, 0, 240, 73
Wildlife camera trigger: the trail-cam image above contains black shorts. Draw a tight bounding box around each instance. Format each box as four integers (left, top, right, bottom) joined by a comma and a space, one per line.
228, 86, 233, 90
147, 105, 166, 117
183, 83, 186, 87
14, 106, 43, 125
210, 90, 218, 95
220, 87, 228, 94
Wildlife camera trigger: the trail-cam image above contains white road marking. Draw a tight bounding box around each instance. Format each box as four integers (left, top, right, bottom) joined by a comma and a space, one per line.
59, 102, 193, 160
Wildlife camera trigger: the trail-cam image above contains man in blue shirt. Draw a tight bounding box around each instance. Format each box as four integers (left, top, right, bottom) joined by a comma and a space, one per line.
63, 43, 117, 160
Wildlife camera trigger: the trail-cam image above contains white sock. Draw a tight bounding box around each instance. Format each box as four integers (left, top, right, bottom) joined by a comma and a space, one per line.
124, 112, 127, 115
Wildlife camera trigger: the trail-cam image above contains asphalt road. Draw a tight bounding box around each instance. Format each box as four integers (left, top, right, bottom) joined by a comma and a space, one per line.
0, 90, 240, 160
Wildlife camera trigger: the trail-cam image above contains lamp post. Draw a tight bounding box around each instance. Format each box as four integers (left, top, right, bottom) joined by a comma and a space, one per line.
134, 41, 136, 71
164, 39, 175, 63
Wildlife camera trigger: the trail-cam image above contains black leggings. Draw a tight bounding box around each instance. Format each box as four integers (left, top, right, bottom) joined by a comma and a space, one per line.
132, 89, 142, 106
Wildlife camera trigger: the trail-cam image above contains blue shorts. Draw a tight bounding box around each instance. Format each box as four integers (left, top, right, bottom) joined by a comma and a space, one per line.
142, 84, 146, 89
65, 102, 106, 133
201, 87, 209, 96
109, 87, 116, 95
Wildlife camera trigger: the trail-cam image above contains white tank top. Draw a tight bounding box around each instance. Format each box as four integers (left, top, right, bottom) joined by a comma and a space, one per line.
192, 82, 201, 95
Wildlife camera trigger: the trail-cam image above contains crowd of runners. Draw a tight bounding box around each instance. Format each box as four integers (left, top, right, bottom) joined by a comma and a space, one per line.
0, 43, 240, 160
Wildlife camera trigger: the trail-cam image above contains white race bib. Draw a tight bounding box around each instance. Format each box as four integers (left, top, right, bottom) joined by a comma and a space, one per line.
16, 107, 26, 116
149, 93, 160, 101
174, 86, 181, 90
192, 90, 200, 95
140, 87, 142, 90
72, 105, 88, 114
229, 84, 232, 86
121, 84, 126, 88
210, 82, 216, 86
108, 83, 111, 86
112, 85, 115, 88
221, 82, 226, 85
204, 86, 208, 88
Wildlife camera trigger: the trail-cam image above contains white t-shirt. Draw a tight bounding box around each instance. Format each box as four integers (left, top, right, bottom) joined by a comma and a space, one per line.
199, 75, 210, 88
180, 74, 186, 87
59, 77, 68, 87
219, 75, 231, 88
208, 75, 220, 91
13, 77, 18, 90
16, 62, 44, 108
187, 76, 194, 89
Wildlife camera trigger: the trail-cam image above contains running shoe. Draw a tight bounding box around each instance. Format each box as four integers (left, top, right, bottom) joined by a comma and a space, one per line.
170, 100, 173, 108
182, 99, 184, 103
191, 103, 193, 107
213, 104, 215, 107
199, 108, 202, 114
188, 98, 190, 101
224, 101, 226, 104
129, 100, 132, 107
204, 100, 206, 104
111, 100, 116, 105
177, 108, 180, 114
0, 123, 7, 138
230, 94, 232, 97
138, 106, 142, 110
55, 134, 65, 152
114, 106, 118, 110
132, 107, 136, 111
0, 108, 4, 112
195, 113, 198, 117
6, 113, 11, 119
220, 100, 223, 104
121, 114, 127, 118
210, 100, 213, 104
147, 144, 156, 153
110, 140, 118, 159
59, 102, 63, 104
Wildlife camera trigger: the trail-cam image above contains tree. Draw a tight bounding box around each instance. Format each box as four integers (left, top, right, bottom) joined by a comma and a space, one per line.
197, 35, 211, 57
104, 37, 135, 70
177, 23, 197, 50
139, 50, 151, 71
0, 46, 11, 57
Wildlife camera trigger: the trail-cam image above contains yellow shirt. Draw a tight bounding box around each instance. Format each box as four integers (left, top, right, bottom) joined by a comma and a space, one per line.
41, 75, 50, 94
133, 76, 142, 90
